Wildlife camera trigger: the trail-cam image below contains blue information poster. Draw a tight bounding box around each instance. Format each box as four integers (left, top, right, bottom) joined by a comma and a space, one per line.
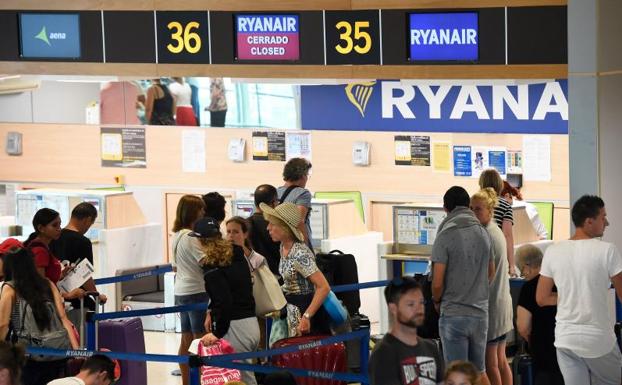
453, 146, 472, 177
488, 150, 506, 175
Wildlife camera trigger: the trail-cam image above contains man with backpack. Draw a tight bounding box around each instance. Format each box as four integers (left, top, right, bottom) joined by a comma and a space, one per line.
277, 157, 313, 250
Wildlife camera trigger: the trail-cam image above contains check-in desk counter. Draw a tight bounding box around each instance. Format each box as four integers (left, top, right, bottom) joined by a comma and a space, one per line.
15, 188, 161, 311
310, 198, 367, 249
311, 199, 385, 328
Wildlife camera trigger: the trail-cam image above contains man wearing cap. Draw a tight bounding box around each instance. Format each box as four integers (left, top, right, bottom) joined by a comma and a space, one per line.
277, 158, 314, 250
260, 202, 331, 336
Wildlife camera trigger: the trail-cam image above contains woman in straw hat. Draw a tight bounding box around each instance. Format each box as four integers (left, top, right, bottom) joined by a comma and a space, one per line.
193, 217, 260, 385
259, 202, 331, 337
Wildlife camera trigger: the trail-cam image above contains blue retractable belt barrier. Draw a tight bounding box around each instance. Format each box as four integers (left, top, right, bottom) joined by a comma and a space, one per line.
25, 329, 371, 384
26, 347, 188, 364
331, 280, 390, 293
91, 302, 209, 321
203, 328, 369, 363
94, 265, 173, 285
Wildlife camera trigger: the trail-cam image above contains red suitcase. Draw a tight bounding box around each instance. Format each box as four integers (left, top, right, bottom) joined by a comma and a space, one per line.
272, 335, 347, 385
98, 318, 147, 385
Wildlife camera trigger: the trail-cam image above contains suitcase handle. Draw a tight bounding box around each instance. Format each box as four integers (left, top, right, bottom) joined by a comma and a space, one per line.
79, 292, 103, 349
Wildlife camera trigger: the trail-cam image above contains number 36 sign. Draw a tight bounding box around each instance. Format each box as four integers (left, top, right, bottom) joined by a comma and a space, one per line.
156, 11, 210, 64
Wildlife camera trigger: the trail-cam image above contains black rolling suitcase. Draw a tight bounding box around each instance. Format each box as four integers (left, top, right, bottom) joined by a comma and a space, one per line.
511, 338, 534, 385
316, 249, 361, 315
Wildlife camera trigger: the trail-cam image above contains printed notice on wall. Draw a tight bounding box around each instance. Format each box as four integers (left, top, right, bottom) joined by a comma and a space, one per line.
101, 127, 146, 168
432, 142, 451, 172
181, 129, 206, 173
453, 146, 472, 177
523, 135, 551, 181
394, 135, 431, 166
507, 150, 523, 174
471, 146, 489, 177
252, 131, 286, 161
488, 149, 507, 176
286, 132, 312, 160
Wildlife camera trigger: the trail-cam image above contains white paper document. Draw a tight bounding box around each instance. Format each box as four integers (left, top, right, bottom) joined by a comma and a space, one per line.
286, 132, 312, 160
57, 258, 95, 293
523, 135, 551, 181
182, 129, 206, 173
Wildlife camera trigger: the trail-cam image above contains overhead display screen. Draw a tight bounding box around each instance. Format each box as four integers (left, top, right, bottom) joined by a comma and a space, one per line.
235, 14, 300, 61
324, 10, 381, 65
19, 13, 81, 59
408, 12, 478, 62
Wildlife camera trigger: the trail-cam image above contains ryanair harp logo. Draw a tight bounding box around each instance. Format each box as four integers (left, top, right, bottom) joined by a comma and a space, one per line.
345, 81, 376, 117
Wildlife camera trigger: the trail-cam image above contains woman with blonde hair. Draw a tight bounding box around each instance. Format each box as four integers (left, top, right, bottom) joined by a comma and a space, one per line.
195, 217, 259, 385
479, 169, 516, 276
260, 202, 330, 337
471, 189, 513, 385
171, 195, 207, 385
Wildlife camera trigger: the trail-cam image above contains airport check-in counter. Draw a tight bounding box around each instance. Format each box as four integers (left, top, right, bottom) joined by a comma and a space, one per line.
15, 188, 162, 312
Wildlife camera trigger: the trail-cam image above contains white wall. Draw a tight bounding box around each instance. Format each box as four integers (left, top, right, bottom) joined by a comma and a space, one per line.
0, 81, 99, 124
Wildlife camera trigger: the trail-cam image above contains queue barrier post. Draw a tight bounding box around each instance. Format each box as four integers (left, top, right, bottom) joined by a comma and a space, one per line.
85, 311, 96, 351
359, 331, 370, 385
188, 355, 202, 385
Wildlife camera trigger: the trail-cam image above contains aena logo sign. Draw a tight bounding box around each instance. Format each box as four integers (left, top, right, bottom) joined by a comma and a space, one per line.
345, 81, 376, 117
34, 26, 67, 46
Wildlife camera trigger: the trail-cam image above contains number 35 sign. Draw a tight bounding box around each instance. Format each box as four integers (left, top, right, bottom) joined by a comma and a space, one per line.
324, 10, 380, 65
156, 11, 210, 64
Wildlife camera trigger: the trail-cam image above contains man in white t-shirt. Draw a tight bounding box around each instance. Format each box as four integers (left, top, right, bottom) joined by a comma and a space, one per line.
536, 195, 622, 385
48, 354, 116, 385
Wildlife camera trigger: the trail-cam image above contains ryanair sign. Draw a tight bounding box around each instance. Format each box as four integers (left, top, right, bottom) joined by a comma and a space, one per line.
301, 80, 568, 134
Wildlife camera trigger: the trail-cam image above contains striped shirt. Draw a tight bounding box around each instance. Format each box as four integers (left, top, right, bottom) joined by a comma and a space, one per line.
494, 197, 514, 228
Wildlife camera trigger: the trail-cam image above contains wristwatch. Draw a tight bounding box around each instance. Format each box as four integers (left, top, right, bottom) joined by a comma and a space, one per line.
303, 312, 311, 320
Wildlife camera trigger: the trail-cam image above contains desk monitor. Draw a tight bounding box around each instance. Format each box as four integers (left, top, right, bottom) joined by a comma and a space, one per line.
393, 204, 446, 255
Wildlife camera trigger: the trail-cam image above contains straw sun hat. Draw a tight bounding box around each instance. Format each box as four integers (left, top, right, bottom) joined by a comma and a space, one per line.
259, 202, 304, 242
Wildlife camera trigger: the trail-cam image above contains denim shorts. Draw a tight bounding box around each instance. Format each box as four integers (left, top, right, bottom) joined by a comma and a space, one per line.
487, 332, 508, 345
439, 315, 488, 372
175, 292, 209, 334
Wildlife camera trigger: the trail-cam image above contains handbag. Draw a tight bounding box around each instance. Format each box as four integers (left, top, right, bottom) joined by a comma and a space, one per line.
197, 339, 242, 385
253, 264, 287, 317
269, 317, 289, 347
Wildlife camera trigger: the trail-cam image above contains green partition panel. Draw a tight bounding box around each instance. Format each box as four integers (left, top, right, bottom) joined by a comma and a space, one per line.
528, 201, 554, 240
314, 191, 365, 223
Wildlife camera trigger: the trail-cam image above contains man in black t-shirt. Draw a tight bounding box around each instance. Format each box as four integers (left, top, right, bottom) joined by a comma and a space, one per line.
51, 202, 107, 313
516, 244, 564, 385
248, 184, 281, 276
369, 277, 444, 385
